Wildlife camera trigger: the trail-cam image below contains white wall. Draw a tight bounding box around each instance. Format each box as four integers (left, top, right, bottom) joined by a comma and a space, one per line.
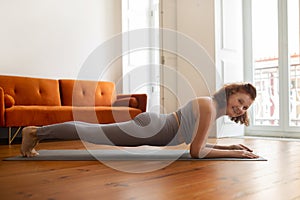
177, 0, 216, 97
159, 0, 215, 113
0, 0, 122, 81
0, 0, 218, 100
177, 0, 215, 60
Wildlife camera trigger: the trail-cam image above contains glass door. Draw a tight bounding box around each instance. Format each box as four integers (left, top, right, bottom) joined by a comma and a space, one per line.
246, 0, 300, 137
252, 0, 279, 127
122, 0, 160, 112
288, 0, 300, 127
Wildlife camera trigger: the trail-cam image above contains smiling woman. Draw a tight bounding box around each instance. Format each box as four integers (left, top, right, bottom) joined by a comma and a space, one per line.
21, 83, 258, 159
213, 83, 257, 126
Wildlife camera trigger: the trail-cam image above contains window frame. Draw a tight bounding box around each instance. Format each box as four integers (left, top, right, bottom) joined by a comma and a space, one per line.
244, 0, 300, 138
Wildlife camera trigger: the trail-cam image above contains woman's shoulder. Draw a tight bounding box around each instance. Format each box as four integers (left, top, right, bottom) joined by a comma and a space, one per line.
193, 97, 215, 114
194, 96, 213, 105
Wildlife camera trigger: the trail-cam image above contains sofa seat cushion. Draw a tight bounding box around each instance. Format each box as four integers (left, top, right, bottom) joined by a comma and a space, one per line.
5, 106, 142, 127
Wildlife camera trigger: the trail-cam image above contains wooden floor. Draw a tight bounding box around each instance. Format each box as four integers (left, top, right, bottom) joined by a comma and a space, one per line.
0, 137, 300, 200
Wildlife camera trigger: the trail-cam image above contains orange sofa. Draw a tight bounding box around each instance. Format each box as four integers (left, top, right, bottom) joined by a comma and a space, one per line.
0, 75, 147, 144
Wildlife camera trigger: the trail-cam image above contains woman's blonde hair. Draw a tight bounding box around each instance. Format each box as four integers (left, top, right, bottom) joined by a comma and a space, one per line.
212, 83, 257, 126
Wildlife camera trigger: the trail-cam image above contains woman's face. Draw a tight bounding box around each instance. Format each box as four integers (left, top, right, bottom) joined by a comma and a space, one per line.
226, 92, 254, 117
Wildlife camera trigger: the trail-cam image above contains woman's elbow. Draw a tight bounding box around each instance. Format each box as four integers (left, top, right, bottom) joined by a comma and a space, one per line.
190, 145, 205, 159
190, 149, 199, 159
190, 145, 208, 159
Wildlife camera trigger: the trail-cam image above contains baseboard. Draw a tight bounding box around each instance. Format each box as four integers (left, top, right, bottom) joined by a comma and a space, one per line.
235, 135, 300, 142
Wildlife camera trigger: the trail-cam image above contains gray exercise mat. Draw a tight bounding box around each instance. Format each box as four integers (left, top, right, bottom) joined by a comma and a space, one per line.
4, 149, 267, 161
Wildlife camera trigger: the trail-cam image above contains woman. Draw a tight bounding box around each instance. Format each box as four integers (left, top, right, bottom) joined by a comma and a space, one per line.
21, 82, 259, 159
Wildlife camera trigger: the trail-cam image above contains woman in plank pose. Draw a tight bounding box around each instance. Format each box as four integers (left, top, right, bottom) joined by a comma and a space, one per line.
21, 82, 258, 159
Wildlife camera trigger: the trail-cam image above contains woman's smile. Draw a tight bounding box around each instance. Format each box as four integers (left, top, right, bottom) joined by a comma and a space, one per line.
227, 92, 254, 117
232, 106, 242, 116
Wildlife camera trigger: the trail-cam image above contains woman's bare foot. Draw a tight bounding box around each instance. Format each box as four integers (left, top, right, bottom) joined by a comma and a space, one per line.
20, 126, 39, 157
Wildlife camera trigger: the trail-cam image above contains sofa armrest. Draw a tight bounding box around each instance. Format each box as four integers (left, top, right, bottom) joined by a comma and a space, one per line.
114, 94, 147, 112
0, 87, 5, 126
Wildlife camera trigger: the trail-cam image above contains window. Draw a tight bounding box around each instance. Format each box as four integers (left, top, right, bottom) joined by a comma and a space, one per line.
246, 0, 300, 137
288, 0, 300, 127
252, 0, 279, 126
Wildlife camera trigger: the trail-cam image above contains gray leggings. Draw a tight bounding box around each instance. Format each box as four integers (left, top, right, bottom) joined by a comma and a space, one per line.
37, 112, 183, 146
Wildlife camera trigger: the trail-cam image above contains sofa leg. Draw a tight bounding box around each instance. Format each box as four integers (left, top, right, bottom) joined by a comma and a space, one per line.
8, 127, 22, 145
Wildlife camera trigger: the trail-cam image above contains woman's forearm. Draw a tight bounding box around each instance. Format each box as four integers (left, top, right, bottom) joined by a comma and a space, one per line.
191, 147, 259, 159
197, 147, 236, 158
206, 143, 230, 150
190, 142, 232, 158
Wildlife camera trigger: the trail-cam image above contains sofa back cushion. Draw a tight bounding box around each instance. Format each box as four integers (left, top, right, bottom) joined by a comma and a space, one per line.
59, 79, 116, 106
0, 75, 61, 106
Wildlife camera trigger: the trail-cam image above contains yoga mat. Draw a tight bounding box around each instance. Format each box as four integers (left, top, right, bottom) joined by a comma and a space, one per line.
4, 149, 267, 161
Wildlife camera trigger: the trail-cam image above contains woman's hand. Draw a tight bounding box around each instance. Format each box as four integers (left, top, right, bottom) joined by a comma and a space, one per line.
229, 144, 253, 152
232, 150, 259, 158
